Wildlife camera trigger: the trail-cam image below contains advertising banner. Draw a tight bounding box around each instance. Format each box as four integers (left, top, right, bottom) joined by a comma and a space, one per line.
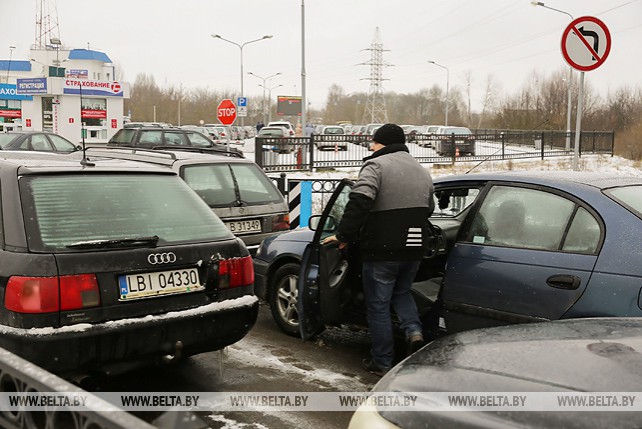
3, 82, 36, 99
63, 79, 123, 97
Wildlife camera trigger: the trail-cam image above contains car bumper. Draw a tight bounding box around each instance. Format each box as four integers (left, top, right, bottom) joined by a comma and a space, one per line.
252, 258, 270, 301
0, 295, 259, 375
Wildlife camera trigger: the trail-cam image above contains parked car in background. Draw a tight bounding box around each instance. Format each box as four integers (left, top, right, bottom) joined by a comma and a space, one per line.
0, 131, 80, 152
0, 151, 258, 377
86, 147, 289, 255
267, 121, 296, 137
204, 124, 232, 142
350, 317, 642, 428
315, 125, 348, 151
254, 171, 642, 339
181, 125, 219, 140
256, 126, 294, 154
434, 126, 476, 156
107, 126, 241, 156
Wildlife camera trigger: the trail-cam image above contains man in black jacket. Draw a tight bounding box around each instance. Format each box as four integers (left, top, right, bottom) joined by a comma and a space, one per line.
323, 124, 434, 376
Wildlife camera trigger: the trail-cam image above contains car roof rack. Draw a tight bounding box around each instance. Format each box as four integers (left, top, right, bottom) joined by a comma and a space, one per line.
103, 144, 244, 158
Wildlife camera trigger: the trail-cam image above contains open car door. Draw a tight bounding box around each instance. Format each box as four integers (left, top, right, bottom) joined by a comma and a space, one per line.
298, 179, 355, 340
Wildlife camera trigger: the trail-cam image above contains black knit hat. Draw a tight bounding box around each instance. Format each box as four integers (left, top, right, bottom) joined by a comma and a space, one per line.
373, 123, 405, 146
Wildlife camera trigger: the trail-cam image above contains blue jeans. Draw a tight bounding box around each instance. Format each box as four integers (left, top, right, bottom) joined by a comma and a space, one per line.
362, 260, 423, 369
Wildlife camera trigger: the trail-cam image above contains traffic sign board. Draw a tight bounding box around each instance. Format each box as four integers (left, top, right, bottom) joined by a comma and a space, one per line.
237, 106, 248, 117
237, 97, 247, 107
217, 99, 237, 125
561, 16, 611, 72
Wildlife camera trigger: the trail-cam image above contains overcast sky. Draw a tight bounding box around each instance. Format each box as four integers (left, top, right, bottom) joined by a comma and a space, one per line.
2, 0, 641, 112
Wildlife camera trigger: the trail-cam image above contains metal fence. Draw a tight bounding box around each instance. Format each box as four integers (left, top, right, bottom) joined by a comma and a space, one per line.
256, 130, 615, 172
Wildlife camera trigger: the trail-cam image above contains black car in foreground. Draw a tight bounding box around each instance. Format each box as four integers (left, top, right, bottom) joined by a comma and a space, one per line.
349, 317, 642, 429
0, 151, 258, 377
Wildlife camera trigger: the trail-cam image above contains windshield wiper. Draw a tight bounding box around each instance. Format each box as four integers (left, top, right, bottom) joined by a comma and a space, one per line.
66, 235, 160, 249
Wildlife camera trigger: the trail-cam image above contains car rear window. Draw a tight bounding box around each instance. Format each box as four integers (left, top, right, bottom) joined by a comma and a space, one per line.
0, 134, 17, 148
182, 163, 284, 207
605, 185, 642, 219
20, 173, 233, 252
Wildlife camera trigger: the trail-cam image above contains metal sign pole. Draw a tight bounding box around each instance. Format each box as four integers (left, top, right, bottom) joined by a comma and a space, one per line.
572, 71, 585, 171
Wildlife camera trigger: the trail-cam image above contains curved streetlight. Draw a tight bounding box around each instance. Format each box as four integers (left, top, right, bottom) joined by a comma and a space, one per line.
248, 72, 281, 123
259, 83, 283, 123
531, 1, 574, 152
6, 46, 16, 83
428, 60, 449, 126
211, 34, 273, 125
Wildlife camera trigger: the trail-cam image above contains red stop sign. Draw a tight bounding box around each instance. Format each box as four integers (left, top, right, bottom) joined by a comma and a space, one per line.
217, 99, 237, 125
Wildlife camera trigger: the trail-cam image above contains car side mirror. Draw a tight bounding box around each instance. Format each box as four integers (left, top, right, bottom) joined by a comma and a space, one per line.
309, 215, 337, 232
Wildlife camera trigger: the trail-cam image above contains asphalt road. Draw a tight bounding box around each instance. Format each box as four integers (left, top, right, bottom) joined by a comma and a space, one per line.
90, 301, 381, 429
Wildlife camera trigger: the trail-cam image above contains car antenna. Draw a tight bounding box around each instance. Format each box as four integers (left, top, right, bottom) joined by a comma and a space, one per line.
465, 118, 550, 174
78, 81, 95, 167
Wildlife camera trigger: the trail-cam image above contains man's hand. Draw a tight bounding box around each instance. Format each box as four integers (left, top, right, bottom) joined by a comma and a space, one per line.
322, 235, 347, 249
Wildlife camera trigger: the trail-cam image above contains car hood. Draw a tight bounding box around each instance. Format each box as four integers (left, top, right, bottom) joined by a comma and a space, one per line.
373, 318, 642, 428
378, 318, 642, 393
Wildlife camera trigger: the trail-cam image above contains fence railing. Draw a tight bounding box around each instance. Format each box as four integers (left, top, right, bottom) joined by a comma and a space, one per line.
256, 130, 614, 172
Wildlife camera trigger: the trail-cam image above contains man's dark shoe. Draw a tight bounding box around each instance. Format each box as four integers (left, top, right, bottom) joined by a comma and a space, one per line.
362, 358, 390, 377
406, 334, 425, 356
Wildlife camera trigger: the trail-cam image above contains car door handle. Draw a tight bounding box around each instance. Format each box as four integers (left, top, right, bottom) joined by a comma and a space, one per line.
546, 274, 581, 290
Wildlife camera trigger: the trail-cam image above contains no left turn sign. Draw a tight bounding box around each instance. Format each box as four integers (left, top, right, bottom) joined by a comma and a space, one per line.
561, 16, 611, 72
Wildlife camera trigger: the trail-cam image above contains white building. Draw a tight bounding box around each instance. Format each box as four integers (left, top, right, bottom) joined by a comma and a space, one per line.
0, 46, 129, 144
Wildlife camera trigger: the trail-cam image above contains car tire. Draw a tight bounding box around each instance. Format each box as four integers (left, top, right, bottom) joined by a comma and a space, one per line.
269, 263, 301, 337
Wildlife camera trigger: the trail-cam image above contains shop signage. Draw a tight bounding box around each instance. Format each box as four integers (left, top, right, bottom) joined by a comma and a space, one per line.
63, 79, 124, 97
2, 83, 35, 100
65, 69, 89, 79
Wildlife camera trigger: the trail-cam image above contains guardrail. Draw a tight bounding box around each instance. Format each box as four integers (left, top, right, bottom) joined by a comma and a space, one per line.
0, 347, 204, 429
256, 130, 614, 172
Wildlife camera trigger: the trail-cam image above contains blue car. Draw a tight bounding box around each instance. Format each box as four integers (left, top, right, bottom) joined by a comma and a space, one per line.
253, 171, 642, 339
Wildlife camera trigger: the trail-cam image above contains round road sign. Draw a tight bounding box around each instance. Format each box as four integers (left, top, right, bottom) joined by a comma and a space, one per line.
561, 16, 611, 72
217, 99, 237, 125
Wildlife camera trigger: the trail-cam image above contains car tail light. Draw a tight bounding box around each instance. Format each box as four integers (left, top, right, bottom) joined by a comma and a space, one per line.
5, 277, 59, 313
60, 274, 100, 311
218, 256, 254, 289
272, 214, 290, 231
5, 274, 100, 314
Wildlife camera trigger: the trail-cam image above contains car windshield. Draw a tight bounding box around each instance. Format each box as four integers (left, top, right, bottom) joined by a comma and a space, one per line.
604, 185, 642, 219
185, 131, 213, 147
0, 134, 18, 148
182, 163, 284, 207
20, 173, 232, 252
324, 128, 344, 135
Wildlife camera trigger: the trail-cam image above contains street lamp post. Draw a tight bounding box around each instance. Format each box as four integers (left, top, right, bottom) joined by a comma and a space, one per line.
6, 46, 16, 83
211, 34, 273, 125
428, 60, 449, 126
531, 1, 574, 152
259, 83, 283, 123
248, 72, 281, 124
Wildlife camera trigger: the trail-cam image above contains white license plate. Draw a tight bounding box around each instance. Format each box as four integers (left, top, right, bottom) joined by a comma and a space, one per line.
225, 219, 262, 234
118, 268, 202, 301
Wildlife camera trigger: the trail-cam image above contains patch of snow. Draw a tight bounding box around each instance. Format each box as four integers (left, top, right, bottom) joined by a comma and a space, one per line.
14, 296, 257, 337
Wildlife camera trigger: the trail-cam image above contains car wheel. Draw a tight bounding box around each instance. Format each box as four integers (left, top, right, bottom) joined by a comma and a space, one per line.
269, 263, 301, 336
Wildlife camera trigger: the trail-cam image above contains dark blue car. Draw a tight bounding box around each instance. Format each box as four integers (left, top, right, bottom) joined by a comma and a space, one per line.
253, 171, 642, 338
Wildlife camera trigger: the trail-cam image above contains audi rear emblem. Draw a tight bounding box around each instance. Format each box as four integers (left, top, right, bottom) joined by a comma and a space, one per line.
147, 252, 177, 265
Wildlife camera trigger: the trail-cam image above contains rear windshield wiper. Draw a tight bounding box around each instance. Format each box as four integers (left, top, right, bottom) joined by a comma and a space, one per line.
66, 235, 160, 249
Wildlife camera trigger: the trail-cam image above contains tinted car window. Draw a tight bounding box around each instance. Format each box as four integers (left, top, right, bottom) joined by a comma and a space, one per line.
138, 130, 164, 145
605, 185, 642, 218
185, 131, 214, 147
0, 134, 14, 148
48, 134, 77, 152
21, 174, 232, 251
164, 131, 189, 145
182, 163, 284, 207
109, 128, 137, 144
231, 164, 286, 204
31, 134, 52, 151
